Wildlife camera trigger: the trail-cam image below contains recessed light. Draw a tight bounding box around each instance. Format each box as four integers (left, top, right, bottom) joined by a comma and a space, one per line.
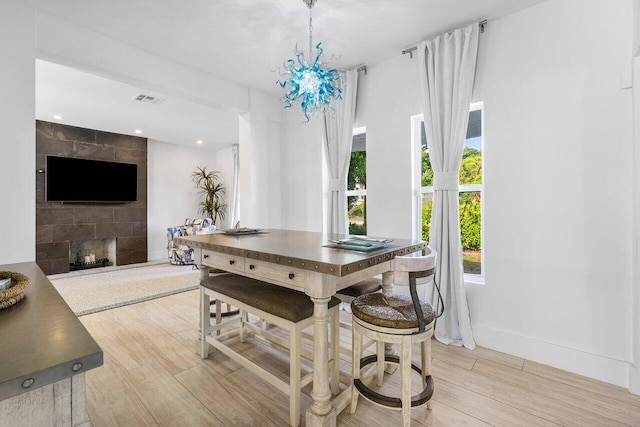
134, 129, 142, 134
53, 115, 63, 120
196, 140, 203, 145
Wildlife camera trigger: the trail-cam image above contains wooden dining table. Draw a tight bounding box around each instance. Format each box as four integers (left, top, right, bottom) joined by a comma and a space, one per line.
175, 229, 426, 426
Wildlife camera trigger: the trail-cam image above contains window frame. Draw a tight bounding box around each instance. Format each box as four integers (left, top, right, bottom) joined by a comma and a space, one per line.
412, 102, 485, 285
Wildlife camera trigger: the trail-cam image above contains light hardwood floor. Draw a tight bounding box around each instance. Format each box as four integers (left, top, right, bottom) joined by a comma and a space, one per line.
79, 290, 640, 426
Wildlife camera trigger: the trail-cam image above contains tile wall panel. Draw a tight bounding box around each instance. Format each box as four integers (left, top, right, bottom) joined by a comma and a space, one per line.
35, 121, 147, 274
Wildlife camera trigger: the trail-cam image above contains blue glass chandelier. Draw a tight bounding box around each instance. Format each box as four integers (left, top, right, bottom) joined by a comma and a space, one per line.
278, 0, 341, 122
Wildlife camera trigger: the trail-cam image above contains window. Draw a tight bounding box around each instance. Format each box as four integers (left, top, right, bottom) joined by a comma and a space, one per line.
347, 128, 367, 235
413, 103, 483, 277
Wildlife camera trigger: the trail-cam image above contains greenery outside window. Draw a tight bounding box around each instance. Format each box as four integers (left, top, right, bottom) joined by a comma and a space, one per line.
347, 128, 367, 235
413, 103, 484, 277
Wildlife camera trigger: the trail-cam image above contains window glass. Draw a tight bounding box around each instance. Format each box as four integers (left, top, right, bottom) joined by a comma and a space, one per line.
347, 131, 367, 235
459, 191, 481, 274
348, 195, 366, 235
420, 107, 483, 275
460, 109, 482, 186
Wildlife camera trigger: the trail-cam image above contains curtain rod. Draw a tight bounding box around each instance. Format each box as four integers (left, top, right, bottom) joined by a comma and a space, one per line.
349, 65, 368, 74
402, 19, 487, 59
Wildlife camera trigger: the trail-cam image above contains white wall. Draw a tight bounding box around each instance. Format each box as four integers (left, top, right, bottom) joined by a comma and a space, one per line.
634, 0, 640, 56
469, 0, 633, 387
279, 0, 636, 388
280, 109, 324, 232
0, 1, 35, 264
147, 140, 226, 261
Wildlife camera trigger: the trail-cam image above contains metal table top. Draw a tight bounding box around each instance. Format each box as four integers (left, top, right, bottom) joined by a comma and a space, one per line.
176, 229, 426, 277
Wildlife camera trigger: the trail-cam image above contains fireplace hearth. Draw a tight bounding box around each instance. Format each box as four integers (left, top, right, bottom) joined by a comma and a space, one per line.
70, 258, 111, 271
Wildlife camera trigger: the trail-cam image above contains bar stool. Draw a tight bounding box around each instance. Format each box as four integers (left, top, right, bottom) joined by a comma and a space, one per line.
350, 251, 442, 426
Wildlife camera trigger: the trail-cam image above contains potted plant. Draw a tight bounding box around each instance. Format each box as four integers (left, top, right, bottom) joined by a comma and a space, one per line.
191, 166, 227, 226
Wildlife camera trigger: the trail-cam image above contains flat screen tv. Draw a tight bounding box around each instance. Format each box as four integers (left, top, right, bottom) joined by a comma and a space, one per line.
46, 156, 138, 203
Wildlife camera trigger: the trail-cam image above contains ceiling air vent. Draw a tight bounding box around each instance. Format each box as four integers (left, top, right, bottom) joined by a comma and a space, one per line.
133, 93, 165, 105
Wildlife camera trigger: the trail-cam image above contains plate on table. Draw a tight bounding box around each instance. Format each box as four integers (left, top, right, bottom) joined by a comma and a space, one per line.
224, 227, 264, 235
326, 236, 394, 252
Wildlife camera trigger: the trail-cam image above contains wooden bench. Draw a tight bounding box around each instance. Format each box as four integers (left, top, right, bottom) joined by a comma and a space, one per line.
200, 274, 341, 427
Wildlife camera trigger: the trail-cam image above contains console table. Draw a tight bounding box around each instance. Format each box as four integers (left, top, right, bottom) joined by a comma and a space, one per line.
0, 262, 103, 427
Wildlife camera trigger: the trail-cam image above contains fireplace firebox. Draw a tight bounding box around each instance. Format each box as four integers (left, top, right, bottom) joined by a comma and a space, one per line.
69, 238, 116, 271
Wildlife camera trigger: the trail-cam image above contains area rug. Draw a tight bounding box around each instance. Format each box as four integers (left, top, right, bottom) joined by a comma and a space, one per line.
50, 263, 200, 316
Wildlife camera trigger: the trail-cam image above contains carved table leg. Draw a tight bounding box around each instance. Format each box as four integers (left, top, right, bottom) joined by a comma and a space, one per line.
306, 296, 336, 427
195, 263, 211, 358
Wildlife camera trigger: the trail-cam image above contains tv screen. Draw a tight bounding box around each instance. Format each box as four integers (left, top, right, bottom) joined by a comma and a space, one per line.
46, 156, 138, 203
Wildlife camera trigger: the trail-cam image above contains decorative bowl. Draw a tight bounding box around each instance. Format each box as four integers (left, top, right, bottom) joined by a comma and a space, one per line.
0, 271, 30, 310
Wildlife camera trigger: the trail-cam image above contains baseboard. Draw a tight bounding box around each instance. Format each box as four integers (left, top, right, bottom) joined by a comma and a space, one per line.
148, 251, 167, 262
630, 363, 640, 394
472, 322, 632, 390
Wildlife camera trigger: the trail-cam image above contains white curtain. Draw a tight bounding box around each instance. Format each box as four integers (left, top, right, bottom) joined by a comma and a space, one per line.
418, 23, 479, 349
228, 144, 240, 229
323, 69, 358, 235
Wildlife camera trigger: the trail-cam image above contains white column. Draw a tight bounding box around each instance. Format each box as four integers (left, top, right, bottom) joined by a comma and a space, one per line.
0, 1, 36, 264
238, 89, 283, 230
630, 55, 640, 395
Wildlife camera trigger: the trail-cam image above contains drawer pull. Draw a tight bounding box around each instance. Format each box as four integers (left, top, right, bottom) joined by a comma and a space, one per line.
203, 254, 209, 259
229, 260, 235, 265
249, 264, 255, 270
288, 273, 295, 280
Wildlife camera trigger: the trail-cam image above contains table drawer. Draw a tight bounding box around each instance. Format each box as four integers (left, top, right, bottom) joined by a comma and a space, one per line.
245, 259, 308, 289
202, 250, 245, 274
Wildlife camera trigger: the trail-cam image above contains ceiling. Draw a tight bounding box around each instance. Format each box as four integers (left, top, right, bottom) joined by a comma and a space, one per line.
27, 0, 547, 149
36, 60, 239, 149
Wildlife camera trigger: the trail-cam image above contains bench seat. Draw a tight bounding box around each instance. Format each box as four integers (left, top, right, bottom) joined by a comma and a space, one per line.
200, 274, 340, 427
202, 274, 341, 322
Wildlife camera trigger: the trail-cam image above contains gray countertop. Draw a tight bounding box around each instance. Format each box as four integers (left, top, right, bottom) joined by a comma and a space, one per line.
0, 262, 103, 400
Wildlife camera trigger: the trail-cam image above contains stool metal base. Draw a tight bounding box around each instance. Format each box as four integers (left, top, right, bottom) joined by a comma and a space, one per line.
353, 354, 434, 408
